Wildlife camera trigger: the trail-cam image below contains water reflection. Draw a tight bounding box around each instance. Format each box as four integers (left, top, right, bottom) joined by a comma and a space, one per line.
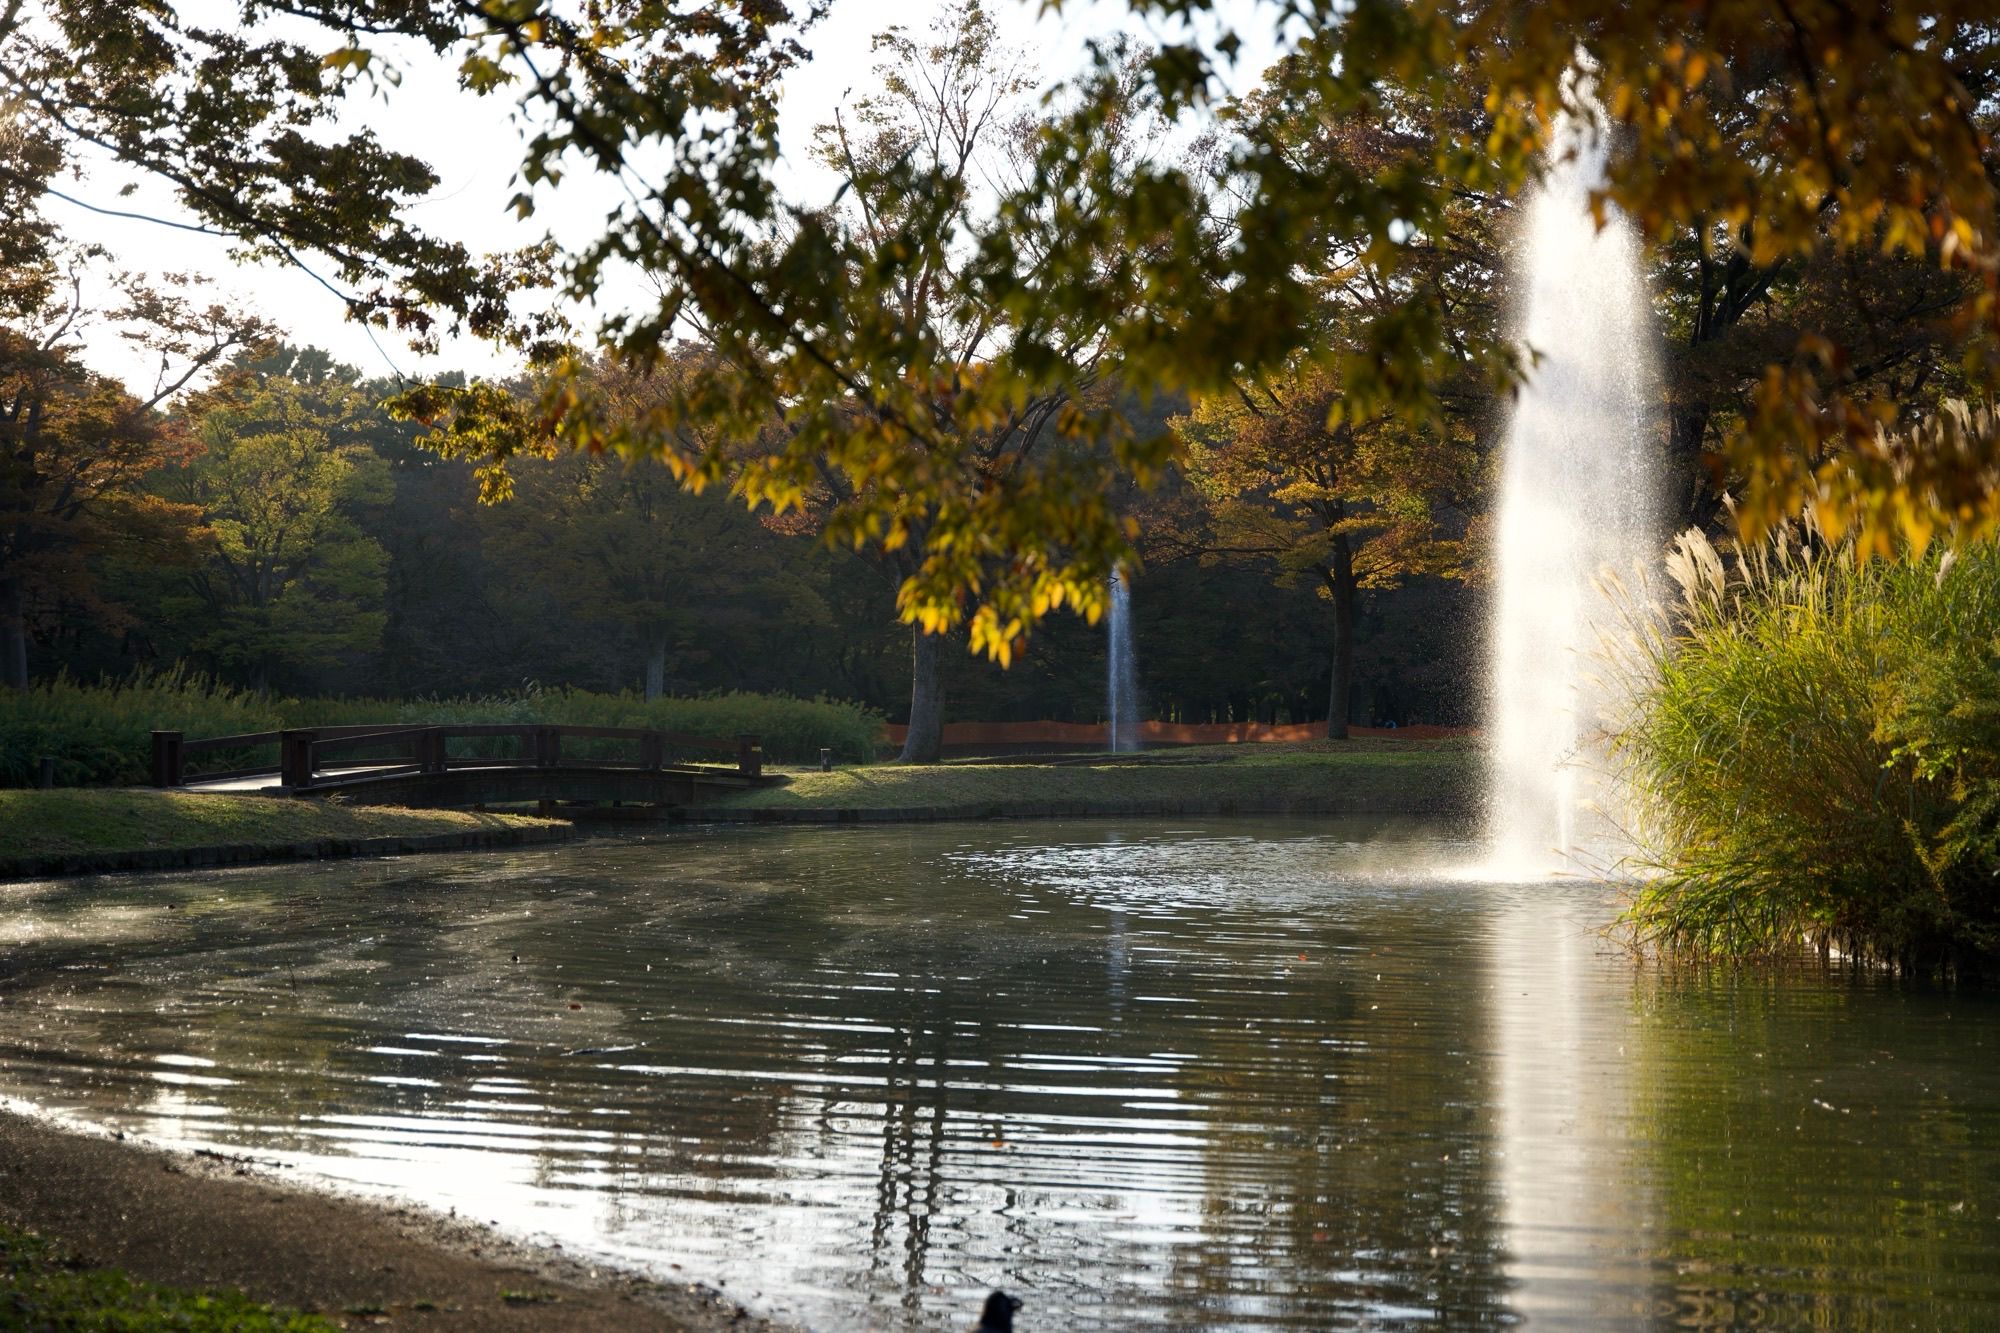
1, 821, 1997, 1328
1488, 889, 1651, 1325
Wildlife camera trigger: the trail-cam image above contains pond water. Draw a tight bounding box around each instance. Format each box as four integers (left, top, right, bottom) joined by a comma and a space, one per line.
2, 819, 1998, 1329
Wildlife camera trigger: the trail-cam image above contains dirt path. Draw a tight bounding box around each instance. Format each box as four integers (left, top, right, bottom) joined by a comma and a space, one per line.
0, 1108, 796, 1331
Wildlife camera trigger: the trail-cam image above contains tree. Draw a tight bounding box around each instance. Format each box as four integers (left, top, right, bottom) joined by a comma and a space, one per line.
1158, 51, 1490, 739
640, 2, 1169, 760
790, 1, 1095, 759
0, 253, 265, 686
1179, 361, 1477, 738
485, 442, 831, 702
1037, 1, 2000, 552
5, 0, 1178, 666
10, 0, 1997, 645
155, 351, 388, 692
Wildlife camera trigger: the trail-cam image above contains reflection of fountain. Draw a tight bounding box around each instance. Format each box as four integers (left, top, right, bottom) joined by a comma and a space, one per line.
1107, 570, 1140, 752
1486, 95, 1661, 874
1485, 889, 1651, 1323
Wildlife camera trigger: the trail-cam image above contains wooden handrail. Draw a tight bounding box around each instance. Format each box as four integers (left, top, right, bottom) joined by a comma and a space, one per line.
311, 727, 432, 750
181, 730, 281, 754
157, 721, 765, 790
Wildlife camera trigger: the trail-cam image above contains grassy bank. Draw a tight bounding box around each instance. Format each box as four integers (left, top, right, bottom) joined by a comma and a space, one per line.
0, 789, 560, 868
709, 739, 1476, 816
2, 1223, 334, 1331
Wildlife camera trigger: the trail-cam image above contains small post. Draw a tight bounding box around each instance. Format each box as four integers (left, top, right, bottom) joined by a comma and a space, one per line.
280, 729, 319, 791
737, 734, 762, 779
420, 727, 446, 775
819, 747, 832, 773
538, 726, 561, 768
640, 731, 664, 771
37, 756, 56, 789
150, 731, 184, 788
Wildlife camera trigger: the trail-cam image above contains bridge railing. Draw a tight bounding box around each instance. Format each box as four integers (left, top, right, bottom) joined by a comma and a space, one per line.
151, 723, 763, 791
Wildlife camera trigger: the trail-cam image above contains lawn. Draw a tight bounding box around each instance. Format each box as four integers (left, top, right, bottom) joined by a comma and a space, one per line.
0, 788, 559, 863
709, 739, 1477, 815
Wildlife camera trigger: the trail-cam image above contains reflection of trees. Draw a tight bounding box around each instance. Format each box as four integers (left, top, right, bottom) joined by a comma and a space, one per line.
1627, 969, 2000, 1327
3, 854, 802, 1188
1165, 898, 1509, 1325
863, 948, 951, 1322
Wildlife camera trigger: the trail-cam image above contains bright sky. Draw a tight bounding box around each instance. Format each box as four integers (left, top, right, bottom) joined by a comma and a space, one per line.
48, 0, 1285, 393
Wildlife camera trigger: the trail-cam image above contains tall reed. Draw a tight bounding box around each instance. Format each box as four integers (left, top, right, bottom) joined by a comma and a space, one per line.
0, 670, 279, 787
1609, 526, 2000, 970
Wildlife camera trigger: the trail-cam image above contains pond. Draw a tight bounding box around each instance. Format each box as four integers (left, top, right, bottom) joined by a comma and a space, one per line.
2, 819, 1997, 1328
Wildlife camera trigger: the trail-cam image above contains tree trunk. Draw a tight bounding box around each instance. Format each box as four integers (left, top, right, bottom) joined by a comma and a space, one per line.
1325, 536, 1356, 740
645, 631, 667, 702
899, 625, 947, 764
1666, 400, 1719, 531
0, 577, 26, 690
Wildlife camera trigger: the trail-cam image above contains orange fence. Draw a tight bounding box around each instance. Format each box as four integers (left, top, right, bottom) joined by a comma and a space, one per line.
881, 719, 1472, 751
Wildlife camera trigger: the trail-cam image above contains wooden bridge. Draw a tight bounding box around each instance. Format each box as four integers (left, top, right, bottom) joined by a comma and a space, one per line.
150, 723, 775, 809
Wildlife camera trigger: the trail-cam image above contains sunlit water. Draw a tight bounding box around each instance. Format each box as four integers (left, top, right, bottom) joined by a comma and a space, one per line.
3, 822, 1998, 1328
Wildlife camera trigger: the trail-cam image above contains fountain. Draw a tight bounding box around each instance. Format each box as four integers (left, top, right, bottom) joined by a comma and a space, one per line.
1486, 94, 1662, 874
1107, 570, 1140, 752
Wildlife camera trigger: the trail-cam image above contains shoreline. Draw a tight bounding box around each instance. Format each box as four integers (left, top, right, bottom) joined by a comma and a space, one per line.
0, 1102, 797, 1331
0, 820, 577, 883
4, 743, 1475, 880
676, 794, 1473, 823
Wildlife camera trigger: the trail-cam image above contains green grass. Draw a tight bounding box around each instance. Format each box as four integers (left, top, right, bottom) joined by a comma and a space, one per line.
0, 789, 557, 862
0, 1224, 336, 1331
710, 739, 1476, 813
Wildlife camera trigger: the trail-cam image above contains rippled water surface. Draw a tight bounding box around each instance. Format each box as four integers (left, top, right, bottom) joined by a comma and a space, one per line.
3, 819, 1999, 1329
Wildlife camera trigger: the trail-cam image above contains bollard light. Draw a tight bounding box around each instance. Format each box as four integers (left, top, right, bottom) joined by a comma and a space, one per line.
819, 747, 833, 772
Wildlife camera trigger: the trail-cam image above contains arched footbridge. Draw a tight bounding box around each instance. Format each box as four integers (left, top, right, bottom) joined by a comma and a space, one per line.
150, 723, 777, 809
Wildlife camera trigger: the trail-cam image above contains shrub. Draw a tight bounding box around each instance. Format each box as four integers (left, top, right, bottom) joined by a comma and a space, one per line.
2, 678, 883, 786
1611, 527, 2000, 971
301, 687, 885, 762
535, 689, 884, 764
0, 670, 278, 787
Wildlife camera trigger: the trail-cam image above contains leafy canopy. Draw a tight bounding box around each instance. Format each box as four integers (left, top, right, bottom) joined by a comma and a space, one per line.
7, 0, 1997, 662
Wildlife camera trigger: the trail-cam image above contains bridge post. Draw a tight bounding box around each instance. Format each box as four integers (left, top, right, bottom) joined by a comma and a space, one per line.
150, 731, 185, 788
737, 734, 762, 779
536, 726, 560, 768
281, 730, 319, 791
420, 727, 446, 775
640, 731, 663, 771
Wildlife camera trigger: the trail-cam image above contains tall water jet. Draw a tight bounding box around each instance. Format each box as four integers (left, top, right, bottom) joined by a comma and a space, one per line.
1486, 97, 1662, 874
1107, 570, 1140, 752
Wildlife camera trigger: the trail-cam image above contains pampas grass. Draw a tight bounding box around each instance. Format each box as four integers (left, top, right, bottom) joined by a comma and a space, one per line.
1608, 524, 2000, 971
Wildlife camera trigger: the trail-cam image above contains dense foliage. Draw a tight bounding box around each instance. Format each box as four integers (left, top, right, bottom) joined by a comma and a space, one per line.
1613, 520, 2000, 970
6, 1, 1994, 659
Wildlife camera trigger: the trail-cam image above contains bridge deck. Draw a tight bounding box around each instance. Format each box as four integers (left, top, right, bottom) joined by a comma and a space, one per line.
156, 725, 774, 809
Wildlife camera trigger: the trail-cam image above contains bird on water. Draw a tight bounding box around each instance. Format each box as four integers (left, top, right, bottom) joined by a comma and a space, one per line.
976, 1290, 1022, 1332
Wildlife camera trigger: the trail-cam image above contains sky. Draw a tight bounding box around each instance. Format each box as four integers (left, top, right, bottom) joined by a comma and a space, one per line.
48, 0, 1285, 394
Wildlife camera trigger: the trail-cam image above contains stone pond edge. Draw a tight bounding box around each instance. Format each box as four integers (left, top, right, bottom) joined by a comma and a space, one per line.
1, 795, 1475, 882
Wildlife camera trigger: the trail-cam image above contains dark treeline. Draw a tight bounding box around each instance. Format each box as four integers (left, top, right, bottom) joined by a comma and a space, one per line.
17, 344, 1478, 729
